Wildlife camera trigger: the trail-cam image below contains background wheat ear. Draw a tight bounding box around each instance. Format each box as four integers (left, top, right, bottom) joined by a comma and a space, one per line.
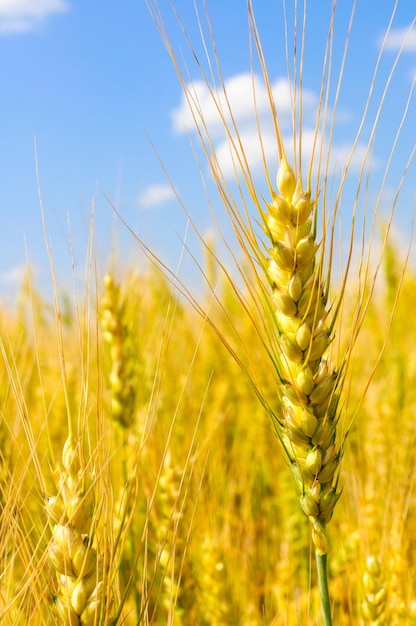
46, 434, 107, 626
361, 556, 387, 625
100, 273, 137, 430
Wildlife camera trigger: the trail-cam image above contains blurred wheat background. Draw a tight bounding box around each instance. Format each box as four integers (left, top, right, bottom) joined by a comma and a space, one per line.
0, 243, 415, 624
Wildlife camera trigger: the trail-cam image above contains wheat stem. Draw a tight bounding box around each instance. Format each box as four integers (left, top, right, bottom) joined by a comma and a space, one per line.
316, 551, 332, 626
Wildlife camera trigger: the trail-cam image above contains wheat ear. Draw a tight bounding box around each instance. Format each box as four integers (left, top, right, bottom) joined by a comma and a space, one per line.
263, 156, 341, 624
265, 155, 342, 554
100, 273, 136, 429
361, 556, 387, 625
46, 436, 108, 626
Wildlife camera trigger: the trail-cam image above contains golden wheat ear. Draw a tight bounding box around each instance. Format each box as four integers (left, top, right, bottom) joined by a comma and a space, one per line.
46, 435, 106, 625
361, 556, 387, 624
264, 157, 341, 550
100, 274, 137, 430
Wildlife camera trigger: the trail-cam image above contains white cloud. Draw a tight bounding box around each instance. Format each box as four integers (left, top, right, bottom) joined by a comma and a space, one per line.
328, 141, 380, 176
213, 128, 278, 178
381, 25, 416, 52
171, 71, 369, 182
211, 127, 371, 181
0, 0, 69, 34
172, 73, 318, 138
0, 263, 30, 285
137, 184, 175, 209
172, 72, 323, 179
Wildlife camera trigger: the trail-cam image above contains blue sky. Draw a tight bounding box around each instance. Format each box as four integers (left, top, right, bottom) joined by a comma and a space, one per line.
0, 0, 415, 303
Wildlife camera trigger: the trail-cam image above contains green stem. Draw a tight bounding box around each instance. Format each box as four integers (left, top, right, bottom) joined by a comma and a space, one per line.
315, 551, 332, 626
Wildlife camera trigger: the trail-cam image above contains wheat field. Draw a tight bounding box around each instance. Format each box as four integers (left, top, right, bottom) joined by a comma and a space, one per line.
0, 247, 415, 625
1, 0, 416, 624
